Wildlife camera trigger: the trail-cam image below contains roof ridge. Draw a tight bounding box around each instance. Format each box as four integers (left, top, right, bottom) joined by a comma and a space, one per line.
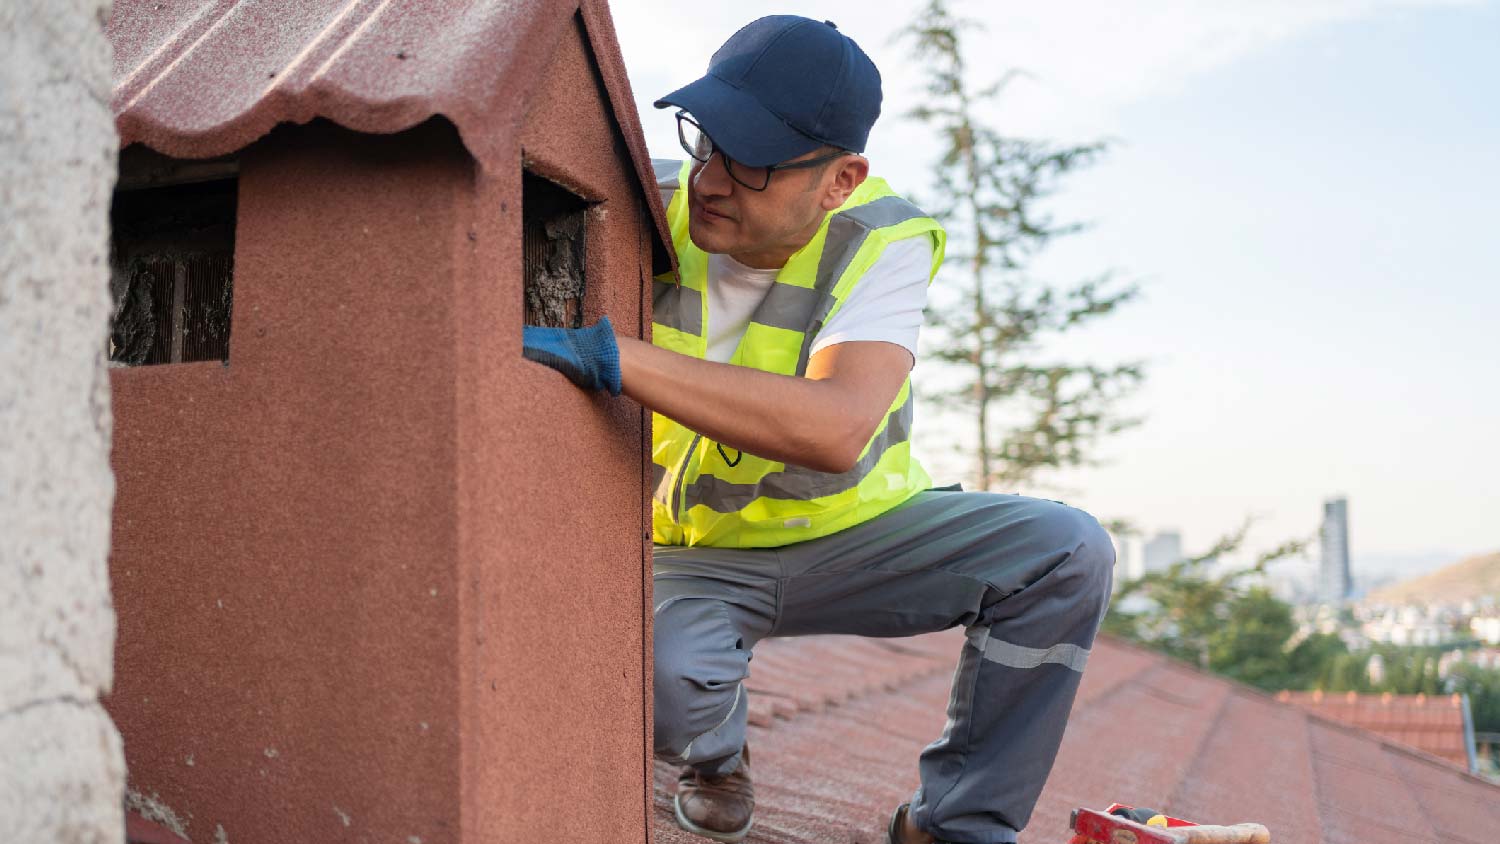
1380, 742, 1460, 844
1300, 701, 1496, 785
1299, 709, 1335, 844
1308, 733, 1494, 844
1161, 680, 1236, 812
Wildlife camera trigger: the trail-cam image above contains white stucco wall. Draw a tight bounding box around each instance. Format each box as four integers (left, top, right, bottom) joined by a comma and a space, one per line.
0, 1, 125, 841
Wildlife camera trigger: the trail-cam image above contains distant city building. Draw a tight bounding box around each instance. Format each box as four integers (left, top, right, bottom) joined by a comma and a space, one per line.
1472, 616, 1500, 645
1319, 496, 1352, 603
1296, 603, 1370, 649
1269, 574, 1301, 603
1142, 530, 1183, 574
1439, 647, 1500, 676
1121, 535, 1141, 580
1362, 604, 1456, 646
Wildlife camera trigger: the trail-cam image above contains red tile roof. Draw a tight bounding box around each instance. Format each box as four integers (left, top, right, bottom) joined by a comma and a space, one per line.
108, 0, 670, 267
1276, 690, 1475, 770
654, 633, 1500, 844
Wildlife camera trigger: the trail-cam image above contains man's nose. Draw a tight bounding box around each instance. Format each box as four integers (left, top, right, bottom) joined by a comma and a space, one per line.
691, 152, 734, 198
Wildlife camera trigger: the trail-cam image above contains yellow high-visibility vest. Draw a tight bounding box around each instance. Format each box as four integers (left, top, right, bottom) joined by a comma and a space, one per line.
651, 160, 946, 548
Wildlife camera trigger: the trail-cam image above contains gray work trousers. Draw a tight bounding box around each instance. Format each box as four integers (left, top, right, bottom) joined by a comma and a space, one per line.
652, 490, 1115, 844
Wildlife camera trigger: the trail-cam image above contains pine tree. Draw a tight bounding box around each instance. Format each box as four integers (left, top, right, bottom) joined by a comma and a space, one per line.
900, 0, 1144, 489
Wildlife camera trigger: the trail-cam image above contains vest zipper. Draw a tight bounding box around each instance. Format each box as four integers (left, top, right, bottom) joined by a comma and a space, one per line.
670, 433, 704, 525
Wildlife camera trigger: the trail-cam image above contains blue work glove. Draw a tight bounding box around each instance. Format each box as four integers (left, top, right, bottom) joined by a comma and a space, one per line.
521, 316, 622, 396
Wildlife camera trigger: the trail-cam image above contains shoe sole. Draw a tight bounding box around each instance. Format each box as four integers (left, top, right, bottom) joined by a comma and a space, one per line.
673, 792, 753, 843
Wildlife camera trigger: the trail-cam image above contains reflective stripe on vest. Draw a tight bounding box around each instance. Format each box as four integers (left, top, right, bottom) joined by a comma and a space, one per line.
650, 159, 947, 548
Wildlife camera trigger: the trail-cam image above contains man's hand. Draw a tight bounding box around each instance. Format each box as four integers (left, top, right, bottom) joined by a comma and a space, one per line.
522, 317, 622, 396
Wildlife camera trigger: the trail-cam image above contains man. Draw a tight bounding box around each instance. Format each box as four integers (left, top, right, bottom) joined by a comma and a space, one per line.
521, 16, 1113, 844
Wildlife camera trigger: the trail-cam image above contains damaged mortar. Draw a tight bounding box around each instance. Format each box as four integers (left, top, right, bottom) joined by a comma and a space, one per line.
127, 786, 232, 842
126, 788, 191, 840
521, 172, 588, 328
524, 215, 585, 328
109, 259, 161, 365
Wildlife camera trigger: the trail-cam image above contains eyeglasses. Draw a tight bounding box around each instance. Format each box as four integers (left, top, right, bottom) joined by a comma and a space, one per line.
676, 110, 849, 192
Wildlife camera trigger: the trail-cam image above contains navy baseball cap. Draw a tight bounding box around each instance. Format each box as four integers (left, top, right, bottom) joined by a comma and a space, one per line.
654, 16, 882, 168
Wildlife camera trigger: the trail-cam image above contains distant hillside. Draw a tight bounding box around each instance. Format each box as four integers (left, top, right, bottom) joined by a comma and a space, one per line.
1367, 550, 1500, 605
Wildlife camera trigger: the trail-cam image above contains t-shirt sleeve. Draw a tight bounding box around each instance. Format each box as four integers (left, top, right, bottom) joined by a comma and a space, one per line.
808, 236, 933, 362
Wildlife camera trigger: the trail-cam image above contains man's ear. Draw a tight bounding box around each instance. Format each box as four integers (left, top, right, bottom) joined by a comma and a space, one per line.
821, 155, 869, 210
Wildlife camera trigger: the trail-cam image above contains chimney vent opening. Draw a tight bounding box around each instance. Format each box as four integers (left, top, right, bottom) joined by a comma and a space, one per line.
109, 151, 238, 367
521, 171, 588, 329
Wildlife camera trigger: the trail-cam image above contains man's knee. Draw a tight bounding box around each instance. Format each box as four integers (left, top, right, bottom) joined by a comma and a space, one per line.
1023, 498, 1115, 605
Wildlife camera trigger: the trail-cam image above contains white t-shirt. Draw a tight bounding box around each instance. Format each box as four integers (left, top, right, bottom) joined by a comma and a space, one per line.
704, 237, 933, 366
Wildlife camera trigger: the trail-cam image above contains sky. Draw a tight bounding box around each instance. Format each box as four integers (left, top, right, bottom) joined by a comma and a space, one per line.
609, 1, 1500, 581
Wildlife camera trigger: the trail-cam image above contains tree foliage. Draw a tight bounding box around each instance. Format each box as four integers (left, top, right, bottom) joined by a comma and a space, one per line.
900, 0, 1144, 489
1448, 663, 1500, 739
1106, 526, 1500, 739
1208, 587, 1300, 690
1321, 646, 1459, 696
1285, 632, 1349, 689
1103, 524, 1308, 688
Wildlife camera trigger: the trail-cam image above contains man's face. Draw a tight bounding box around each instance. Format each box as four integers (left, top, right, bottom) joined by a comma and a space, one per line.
685, 146, 844, 268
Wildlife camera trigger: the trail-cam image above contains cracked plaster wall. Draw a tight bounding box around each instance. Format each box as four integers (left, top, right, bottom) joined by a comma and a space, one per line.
0, 1, 126, 841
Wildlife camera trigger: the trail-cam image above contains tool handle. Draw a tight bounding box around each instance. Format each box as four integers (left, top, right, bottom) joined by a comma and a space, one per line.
1162, 824, 1271, 844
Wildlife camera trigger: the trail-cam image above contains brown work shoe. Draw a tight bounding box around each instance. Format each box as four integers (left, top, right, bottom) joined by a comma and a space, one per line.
673, 745, 754, 843
887, 802, 941, 844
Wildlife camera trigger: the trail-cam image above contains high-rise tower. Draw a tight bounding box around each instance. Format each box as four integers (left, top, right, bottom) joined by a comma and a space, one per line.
1320, 496, 1352, 602
1143, 530, 1184, 574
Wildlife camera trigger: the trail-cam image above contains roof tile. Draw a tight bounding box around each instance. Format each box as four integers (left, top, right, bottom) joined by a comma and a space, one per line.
655, 634, 1500, 843
108, 0, 672, 271
1279, 691, 1473, 768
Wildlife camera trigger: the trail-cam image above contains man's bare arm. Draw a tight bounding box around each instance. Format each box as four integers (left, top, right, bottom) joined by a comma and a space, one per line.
617, 338, 913, 474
